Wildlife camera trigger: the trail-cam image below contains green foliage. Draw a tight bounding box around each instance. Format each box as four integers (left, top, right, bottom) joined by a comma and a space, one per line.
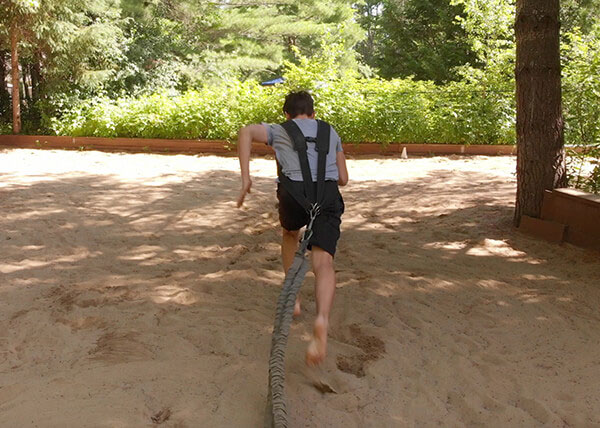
0, 0, 365, 130
0, 0, 126, 89
451, 0, 516, 89
568, 147, 600, 194
372, 0, 478, 83
49, 80, 516, 144
40, 27, 592, 152
0, 52, 9, 121
563, 32, 600, 149
561, 0, 600, 34
563, 30, 600, 193
0, 121, 11, 134
49, 45, 515, 145
50, 80, 284, 140
104, 0, 363, 92
451, 0, 600, 193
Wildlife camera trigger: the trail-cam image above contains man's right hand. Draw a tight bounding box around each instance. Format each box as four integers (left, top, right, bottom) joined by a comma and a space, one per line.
236, 124, 267, 208
236, 177, 252, 207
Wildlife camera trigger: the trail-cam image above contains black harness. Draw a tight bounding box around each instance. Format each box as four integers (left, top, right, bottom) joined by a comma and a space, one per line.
278, 119, 331, 214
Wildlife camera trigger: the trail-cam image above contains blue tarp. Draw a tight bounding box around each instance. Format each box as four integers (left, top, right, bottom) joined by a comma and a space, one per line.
260, 77, 285, 86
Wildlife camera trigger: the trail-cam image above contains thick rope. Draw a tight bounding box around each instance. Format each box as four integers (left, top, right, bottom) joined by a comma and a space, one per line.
265, 238, 311, 428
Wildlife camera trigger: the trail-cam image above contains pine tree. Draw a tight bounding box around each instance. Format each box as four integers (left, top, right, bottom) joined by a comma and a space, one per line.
514, 0, 566, 224
0, 0, 125, 132
0, 0, 40, 133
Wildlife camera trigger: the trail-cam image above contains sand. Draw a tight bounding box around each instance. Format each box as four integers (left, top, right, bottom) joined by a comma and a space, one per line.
1, 148, 599, 427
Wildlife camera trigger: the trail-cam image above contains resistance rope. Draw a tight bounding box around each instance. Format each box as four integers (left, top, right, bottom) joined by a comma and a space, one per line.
264, 205, 320, 428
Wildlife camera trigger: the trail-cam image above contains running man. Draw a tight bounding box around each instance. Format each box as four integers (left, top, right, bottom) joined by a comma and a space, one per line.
236, 91, 348, 365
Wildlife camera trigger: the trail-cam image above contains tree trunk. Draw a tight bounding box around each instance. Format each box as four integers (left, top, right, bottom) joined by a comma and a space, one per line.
10, 20, 21, 134
31, 57, 41, 103
513, 0, 566, 226
0, 51, 9, 121
0, 52, 7, 94
22, 61, 31, 104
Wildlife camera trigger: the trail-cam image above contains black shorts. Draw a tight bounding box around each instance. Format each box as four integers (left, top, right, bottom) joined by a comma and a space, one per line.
277, 181, 345, 257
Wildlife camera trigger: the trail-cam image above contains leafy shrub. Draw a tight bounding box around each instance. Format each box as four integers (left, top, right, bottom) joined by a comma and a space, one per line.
8, 29, 599, 178
47, 40, 515, 144
51, 80, 284, 140
568, 146, 600, 194
563, 31, 600, 193
0, 121, 11, 134
50, 77, 516, 144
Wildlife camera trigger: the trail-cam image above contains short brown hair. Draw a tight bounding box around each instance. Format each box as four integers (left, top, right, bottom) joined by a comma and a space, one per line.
282, 91, 314, 118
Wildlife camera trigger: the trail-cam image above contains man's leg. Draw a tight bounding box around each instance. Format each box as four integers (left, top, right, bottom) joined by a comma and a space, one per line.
306, 246, 336, 366
281, 228, 302, 316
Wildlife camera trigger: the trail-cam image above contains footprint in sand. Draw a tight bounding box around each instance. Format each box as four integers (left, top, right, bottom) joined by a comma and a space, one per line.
353, 270, 371, 282
150, 407, 171, 424
227, 244, 250, 265
88, 331, 152, 363
335, 324, 385, 378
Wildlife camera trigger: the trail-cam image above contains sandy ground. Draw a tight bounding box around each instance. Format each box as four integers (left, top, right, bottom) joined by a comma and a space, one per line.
1, 148, 599, 428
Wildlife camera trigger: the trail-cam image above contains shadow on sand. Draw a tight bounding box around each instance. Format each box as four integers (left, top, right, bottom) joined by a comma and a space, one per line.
1, 159, 599, 426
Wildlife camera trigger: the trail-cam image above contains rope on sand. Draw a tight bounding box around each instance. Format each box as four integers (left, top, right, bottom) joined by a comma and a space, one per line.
264, 238, 311, 428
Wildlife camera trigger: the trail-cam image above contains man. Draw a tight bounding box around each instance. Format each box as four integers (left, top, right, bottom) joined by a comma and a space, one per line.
236, 91, 348, 366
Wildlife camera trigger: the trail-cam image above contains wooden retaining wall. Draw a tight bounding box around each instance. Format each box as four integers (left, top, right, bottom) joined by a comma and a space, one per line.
519, 188, 600, 251
0, 135, 517, 156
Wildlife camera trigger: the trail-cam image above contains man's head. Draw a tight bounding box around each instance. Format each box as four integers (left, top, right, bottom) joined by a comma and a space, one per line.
283, 91, 315, 119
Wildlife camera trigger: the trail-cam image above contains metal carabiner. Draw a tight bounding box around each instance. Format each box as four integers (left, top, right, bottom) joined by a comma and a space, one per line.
302, 203, 321, 243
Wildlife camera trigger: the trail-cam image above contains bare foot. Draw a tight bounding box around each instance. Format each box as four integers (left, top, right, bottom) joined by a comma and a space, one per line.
306, 317, 328, 366
293, 297, 301, 317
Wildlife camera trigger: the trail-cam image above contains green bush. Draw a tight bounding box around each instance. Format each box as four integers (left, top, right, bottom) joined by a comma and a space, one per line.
0, 122, 11, 134
563, 31, 600, 193
48, 77, 515, 144
45, 42, 515, 144
50, 80, 284, 140
1, 31, 596, 186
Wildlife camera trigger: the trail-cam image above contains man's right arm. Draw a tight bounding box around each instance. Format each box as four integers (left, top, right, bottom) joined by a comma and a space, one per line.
236, 124, 268, 207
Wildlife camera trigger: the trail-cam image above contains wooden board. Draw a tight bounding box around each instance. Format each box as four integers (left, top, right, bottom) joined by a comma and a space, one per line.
0, 135, 518, 156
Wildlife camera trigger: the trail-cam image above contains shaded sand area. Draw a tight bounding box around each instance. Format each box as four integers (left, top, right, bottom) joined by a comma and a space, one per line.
1, 148, 599, 427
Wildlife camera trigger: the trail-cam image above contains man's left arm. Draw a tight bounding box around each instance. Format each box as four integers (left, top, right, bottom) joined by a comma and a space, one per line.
236, 124, 268, 207
333, 131, 348, 186
336, 151, 349, 186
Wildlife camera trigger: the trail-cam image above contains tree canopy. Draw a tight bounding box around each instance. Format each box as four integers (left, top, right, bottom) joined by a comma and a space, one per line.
362, 0, 479, 83
1, 0, 599, 96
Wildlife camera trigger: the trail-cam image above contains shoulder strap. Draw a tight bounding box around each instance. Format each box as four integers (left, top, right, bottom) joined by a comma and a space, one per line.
280, 120, 315, 204
315, 120, 331, 205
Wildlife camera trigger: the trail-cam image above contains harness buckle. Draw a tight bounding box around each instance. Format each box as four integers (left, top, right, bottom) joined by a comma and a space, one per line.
301, 203, 321, 243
